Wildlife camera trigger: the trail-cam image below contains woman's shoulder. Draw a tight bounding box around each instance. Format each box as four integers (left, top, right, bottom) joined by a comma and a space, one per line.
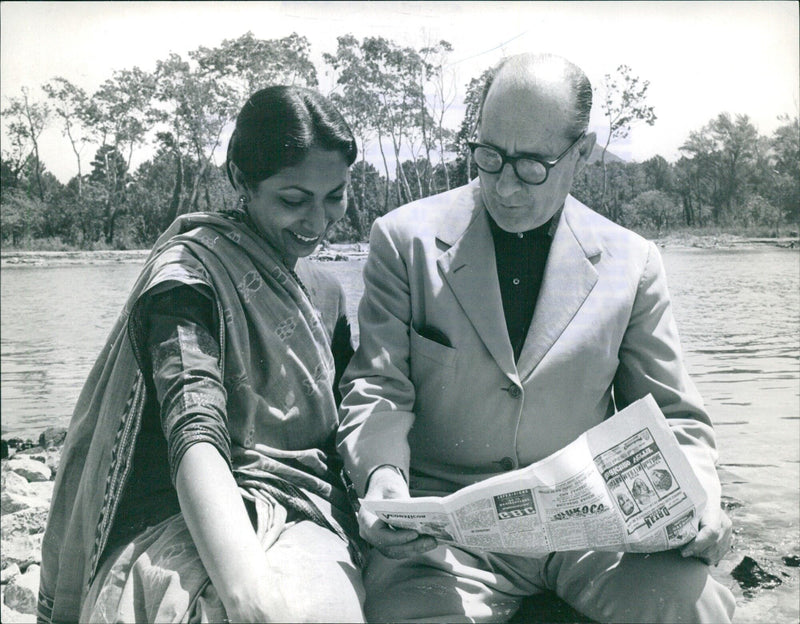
294, 258, 345, 299
294, 258, 348, 337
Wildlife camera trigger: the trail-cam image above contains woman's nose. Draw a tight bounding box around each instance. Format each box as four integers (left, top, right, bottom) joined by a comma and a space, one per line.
306, 201, 327, 231
495, 163, 523, 197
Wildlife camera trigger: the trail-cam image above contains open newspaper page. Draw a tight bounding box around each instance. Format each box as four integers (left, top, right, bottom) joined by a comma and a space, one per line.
360, 395, 707, 556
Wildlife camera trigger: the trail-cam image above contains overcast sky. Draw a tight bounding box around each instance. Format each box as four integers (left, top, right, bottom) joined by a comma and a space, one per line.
2, 1, 798, 183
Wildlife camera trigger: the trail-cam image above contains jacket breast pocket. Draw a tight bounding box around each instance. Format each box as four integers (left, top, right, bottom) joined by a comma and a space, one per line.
409, 325, 457, 369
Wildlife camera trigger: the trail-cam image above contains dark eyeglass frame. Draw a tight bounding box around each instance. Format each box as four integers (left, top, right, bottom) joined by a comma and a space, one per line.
467, 132, 586, 185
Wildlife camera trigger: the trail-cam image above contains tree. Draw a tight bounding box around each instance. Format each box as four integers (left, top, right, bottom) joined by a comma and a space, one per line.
598, 65, 656, 219
325, 35, 382, 219
642, 155, 674, 193
455, 66, 495, 185
85, 67, 156, 243
325, 36, 422, 212
680, 113, 760, 224
768, 115, 800, 224
673, 156, 707, 226
413, 40, 455, 196
152, 53, 238, 221
422, 40, 457, 193
1, 87, 51, 200
1, 188, 46, 245
192, 32, 318, 110
363, 37, 425, 207
327, 161, 389, 242
42, 77, 91, 199
626, 190, 682, 233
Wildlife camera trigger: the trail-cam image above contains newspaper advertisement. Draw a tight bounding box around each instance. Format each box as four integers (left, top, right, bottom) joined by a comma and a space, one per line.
360, 395, 707, 556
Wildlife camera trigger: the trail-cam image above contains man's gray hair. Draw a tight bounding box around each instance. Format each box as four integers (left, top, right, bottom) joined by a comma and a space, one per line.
477, 53, 592, 139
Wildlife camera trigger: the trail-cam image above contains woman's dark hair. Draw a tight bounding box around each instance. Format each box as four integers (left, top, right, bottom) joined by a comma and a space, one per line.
226, 85, 357, 190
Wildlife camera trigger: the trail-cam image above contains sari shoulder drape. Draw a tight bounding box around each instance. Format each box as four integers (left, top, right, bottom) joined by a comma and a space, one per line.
39, 212, 347, 624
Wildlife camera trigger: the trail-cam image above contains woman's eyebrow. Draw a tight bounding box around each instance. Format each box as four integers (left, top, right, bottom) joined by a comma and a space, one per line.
278, 182, 347, 194
278, 185, 313, 195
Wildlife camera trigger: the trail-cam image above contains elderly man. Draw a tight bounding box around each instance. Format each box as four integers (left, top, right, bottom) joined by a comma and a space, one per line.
337, 53, 735, 622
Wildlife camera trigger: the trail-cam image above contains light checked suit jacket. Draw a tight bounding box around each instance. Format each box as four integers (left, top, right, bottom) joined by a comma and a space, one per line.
337, 179, 721, 511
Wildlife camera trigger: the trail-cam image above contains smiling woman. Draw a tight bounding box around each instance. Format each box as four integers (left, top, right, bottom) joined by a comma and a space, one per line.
38, 86, 366, 623
225, 86, 355, 268
230, 148, 350, 267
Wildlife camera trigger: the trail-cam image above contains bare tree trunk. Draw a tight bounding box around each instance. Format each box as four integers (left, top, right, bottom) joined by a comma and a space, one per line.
359, 140, 367, 218
377, 129, 391, 213
600, 133, 611, 216
166, 149, 184, 226
390, 132, 413, 205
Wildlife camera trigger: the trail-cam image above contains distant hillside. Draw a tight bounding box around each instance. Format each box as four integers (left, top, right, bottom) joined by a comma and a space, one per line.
587, 144, 625, 164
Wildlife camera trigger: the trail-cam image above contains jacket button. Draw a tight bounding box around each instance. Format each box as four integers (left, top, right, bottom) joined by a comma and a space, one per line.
507, 386, 522, 398
499, 456, 515, 471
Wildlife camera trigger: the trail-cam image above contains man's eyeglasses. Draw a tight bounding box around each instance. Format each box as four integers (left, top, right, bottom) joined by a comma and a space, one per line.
467, 132, 586, 185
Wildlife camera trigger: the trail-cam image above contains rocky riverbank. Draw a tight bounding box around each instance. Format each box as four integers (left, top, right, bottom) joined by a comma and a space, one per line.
651, 233, 798, 250
1, 429, 65, 622
1, 428, 797, 622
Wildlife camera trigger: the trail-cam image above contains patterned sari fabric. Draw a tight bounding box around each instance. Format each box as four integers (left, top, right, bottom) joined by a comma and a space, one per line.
38, 212, 358, 623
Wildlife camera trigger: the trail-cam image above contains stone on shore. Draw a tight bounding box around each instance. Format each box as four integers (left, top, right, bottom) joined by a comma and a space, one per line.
38, 427, 67, 450
2, 507, 49, 538
2, 563, 40, 616
3, 457, 51, 483
0, 602, 36, 624
14, 447, 61, 479
0, 442, 55, 624
1, 469, 53, 517
1, 471, 31, 515
731, 555, 783, 596
2, 533, 44, 569
1, 564, 20, 584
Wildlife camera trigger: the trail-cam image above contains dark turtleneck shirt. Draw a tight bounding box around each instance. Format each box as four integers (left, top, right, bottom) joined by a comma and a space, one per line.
488, 211, 559, 362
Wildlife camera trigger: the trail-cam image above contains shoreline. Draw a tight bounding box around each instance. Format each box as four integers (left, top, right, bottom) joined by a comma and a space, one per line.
0, 242, 370, 268
2, 235, 797, 269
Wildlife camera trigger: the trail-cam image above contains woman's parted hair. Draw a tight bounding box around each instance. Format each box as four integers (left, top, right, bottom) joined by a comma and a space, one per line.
226, 85, 357, 190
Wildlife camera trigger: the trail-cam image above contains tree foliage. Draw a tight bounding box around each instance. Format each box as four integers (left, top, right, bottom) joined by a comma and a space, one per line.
599, 65, 657, 219
1, 35, 797, 250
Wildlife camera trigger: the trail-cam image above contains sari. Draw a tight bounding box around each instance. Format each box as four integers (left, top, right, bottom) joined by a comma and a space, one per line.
38, 212, 359, 623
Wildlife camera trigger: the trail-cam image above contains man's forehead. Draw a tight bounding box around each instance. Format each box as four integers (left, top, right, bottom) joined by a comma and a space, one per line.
480, 85, 574, 149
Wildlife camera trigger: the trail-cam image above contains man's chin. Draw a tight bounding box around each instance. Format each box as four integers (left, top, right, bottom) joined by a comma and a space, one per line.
487, 208, 542, 233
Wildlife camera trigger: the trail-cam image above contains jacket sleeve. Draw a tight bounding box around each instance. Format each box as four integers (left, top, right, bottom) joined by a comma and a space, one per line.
614, 241, 721, 510
337, 218, 417, 496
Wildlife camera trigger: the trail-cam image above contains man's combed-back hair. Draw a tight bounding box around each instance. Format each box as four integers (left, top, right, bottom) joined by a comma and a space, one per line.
477, 53, 592, 140
226, 85, 357, 190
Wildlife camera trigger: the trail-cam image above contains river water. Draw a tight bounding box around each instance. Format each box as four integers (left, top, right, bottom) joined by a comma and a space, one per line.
2, 246, 799, 619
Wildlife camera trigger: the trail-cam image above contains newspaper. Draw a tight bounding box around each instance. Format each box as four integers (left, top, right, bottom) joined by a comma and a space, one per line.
360, 395, 707, 556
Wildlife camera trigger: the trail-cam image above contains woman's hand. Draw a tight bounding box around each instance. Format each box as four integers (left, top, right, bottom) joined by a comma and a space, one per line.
358, 465, 438, 559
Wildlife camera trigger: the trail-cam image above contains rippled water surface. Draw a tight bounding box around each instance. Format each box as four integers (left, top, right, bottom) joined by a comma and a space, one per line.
2, 247, 799, 619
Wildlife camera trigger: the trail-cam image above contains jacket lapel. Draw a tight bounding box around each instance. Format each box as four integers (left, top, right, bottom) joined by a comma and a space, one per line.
517, 196, 601, 381
437, 188, 518, 382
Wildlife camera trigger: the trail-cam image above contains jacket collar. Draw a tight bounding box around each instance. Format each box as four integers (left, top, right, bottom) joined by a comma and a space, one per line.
516, 195, 600, 380
436, 185, 601, 380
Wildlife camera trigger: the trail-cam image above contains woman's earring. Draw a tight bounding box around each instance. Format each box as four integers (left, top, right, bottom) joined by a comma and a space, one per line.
237, 194, 248, 215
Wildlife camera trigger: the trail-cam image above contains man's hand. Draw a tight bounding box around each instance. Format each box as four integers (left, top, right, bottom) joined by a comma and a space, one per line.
359, 465, 438, 559
680, 505, 733, 566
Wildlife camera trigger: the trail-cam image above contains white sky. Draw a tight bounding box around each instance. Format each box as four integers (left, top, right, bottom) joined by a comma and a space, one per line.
1, 1, 798, 183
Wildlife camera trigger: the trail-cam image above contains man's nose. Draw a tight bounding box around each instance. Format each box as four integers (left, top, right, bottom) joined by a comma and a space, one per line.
495, 163, 523, 197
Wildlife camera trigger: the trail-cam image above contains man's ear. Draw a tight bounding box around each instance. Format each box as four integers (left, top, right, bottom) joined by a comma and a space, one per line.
575, 132, 597, 173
